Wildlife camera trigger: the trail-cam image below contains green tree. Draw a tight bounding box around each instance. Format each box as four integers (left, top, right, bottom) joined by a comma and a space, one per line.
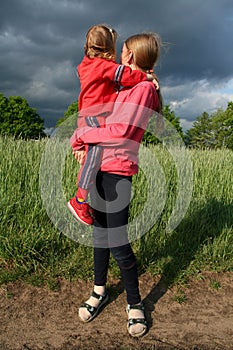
185, 111, 214, 148
0, 93, 46, 139
211, 102, 233, 149
56, 101, 78, 127
163, 105, 184, 139
185, 102, 233, 149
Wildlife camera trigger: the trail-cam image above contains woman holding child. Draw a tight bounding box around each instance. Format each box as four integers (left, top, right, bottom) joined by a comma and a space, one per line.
70, 24, 163, 337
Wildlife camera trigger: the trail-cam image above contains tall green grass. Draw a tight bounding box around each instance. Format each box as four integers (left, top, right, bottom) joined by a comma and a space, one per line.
133, 146, 233, 285
0, 136, 232, 287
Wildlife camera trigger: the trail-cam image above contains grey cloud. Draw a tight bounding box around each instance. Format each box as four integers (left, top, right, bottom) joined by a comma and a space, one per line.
0, 0, 233, 128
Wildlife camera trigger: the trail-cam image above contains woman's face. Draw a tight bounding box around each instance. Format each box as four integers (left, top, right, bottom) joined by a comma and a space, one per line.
120, 43, 132, 66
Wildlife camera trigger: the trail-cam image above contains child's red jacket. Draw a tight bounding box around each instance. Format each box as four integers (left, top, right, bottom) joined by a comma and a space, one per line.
77, 56, 147, 124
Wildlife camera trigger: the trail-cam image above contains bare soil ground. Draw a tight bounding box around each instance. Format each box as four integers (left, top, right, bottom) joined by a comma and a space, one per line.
0, 272, 232, 350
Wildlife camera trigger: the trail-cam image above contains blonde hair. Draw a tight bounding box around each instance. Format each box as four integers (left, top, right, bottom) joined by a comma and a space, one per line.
84, 24, 117, 61
125, 32, 163, 112
125, 32, 161, 73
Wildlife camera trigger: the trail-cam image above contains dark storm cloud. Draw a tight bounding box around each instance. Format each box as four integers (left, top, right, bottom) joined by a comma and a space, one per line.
0, 0, 233, 128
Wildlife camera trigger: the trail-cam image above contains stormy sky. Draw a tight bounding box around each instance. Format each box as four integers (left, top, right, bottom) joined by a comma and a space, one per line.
1, 0, 233, 132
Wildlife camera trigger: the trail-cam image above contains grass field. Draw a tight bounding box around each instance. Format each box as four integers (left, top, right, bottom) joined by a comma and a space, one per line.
0, 135, 232, 288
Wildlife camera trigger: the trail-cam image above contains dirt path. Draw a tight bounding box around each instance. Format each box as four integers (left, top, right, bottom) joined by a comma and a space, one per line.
0, 272, 233, 350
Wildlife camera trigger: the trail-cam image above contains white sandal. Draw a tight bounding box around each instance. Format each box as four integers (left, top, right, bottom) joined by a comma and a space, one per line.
126, 302, 147, 337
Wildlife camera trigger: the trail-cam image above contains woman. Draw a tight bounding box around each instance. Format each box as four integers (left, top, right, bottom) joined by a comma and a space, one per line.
70, 32, 163, 337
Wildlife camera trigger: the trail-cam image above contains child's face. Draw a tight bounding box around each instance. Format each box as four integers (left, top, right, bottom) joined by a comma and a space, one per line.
120, 43, 132, 66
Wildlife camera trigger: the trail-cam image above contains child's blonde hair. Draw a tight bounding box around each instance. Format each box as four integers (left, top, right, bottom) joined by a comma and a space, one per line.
84, 24, 117, 61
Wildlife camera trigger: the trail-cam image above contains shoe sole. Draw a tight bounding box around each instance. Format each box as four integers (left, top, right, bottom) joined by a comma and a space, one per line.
127, 324, 147, 338
67, 201, 93, 226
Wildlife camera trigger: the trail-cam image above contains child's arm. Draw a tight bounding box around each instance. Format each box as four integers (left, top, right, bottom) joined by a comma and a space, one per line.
112, 62, 160, 90
112, 64, 146, 87
103, 60, 160, 90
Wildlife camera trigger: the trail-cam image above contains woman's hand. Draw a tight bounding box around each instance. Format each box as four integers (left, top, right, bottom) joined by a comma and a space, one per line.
152, 78, 160, 90
73, 150, 86, 165
146, 73, 160, 90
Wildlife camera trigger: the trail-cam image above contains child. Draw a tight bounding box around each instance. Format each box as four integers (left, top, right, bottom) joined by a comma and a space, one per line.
68, 24, 156, 225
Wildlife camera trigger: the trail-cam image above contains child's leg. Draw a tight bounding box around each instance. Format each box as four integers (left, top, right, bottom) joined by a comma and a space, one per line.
68, 146, 103, 225
77, 143, 103, 201
68, 116, 103, 225
68, 145, 102, 225
77, 115, 103, 202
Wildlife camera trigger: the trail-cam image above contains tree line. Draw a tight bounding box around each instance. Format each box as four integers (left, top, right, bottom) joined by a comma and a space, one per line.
0, 93, 46, 139
185, 102, 233, 149
0, 92, 232, 149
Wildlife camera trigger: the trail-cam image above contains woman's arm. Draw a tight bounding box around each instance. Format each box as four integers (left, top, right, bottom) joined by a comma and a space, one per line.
70, 83, 158, 149
70, 122, 132, 149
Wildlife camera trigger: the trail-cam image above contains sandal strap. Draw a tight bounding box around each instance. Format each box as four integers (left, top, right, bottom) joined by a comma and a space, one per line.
128, 318, 147, 327
127, 302, 144, 312
83, 302, 97, 316
91, 290, 107, 301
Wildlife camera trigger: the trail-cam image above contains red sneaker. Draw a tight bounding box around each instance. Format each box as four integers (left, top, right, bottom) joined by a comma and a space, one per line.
67, 197, 94, 225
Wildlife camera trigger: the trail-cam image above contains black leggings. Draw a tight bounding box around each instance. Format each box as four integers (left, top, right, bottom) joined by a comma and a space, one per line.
90, 171, 141, 305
